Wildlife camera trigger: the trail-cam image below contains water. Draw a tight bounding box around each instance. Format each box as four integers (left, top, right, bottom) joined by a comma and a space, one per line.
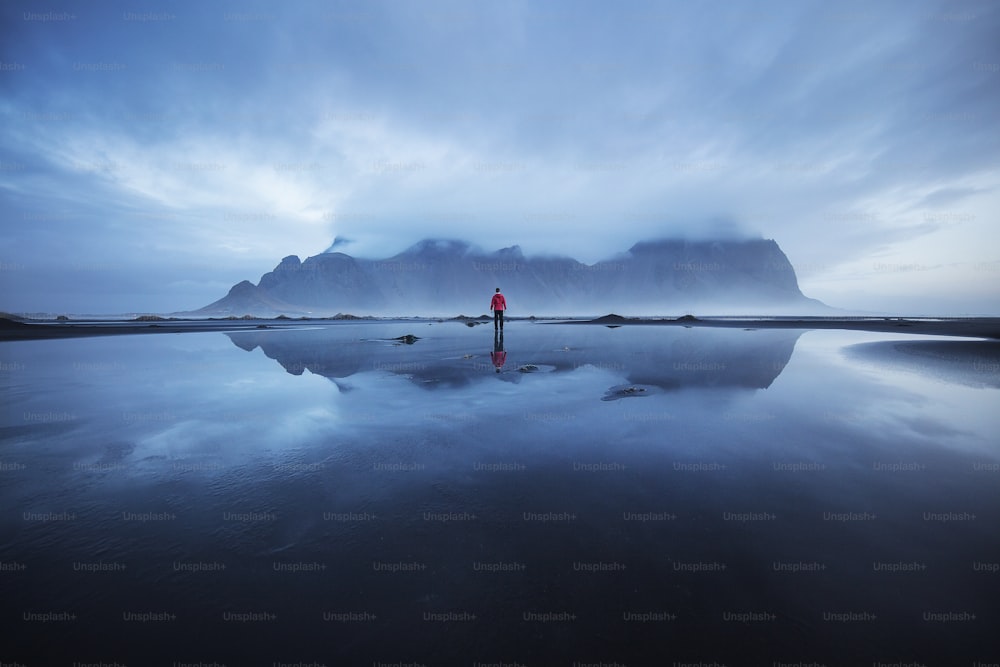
1, 321, 998, 664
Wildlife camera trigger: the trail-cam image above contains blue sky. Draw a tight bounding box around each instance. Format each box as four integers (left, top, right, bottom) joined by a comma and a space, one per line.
1, 0, 998, 315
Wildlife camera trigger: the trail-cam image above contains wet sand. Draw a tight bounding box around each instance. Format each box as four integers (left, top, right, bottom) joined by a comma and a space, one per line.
0, 316, 387, 341
558, 313, 1000, 340
4, 314, 999, 341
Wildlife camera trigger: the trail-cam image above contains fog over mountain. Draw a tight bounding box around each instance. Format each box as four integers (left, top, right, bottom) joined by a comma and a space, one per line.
194, 237, 828, 317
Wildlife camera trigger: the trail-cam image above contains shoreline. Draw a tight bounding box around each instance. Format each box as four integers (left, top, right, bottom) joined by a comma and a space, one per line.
2, 314, 999, 342
550, 314, 1000, 340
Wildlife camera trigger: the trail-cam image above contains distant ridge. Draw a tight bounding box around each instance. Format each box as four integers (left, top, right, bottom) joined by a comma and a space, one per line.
192, 237, 829, 317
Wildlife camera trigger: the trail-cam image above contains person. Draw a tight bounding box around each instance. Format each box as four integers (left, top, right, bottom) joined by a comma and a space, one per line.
490, 287, 506, 331
491, 330, 506, 373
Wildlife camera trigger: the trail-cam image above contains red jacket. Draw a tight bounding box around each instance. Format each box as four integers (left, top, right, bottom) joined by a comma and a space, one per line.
490, 293, 507, 311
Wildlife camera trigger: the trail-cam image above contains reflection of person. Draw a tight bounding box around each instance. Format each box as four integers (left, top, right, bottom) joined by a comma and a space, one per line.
490, 287, 507, 331
491, 331, 506, 373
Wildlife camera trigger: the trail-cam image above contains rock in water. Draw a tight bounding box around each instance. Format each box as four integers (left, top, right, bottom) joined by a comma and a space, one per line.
601, 384, 655, 401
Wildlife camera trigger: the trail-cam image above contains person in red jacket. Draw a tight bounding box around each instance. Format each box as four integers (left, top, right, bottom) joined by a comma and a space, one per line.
490, 287, 507, 331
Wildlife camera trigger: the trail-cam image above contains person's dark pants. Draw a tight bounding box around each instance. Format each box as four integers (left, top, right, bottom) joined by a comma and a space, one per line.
494, 310, 504, 330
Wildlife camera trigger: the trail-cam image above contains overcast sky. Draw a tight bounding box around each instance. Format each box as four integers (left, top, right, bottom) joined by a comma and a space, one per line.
1, 0, 998, 315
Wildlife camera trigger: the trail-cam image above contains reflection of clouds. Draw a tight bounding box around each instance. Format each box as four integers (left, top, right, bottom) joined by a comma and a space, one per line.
223, 378, 259, 388
136, 400, 340, 460
765, 332, 1000, 460
892, 414, 974, 440
844, 340, 1000, 389
94, 341, 347, 471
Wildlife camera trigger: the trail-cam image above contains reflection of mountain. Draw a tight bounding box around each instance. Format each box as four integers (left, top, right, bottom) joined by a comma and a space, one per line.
845, 340, 1000, 389
226, 325, 802, 393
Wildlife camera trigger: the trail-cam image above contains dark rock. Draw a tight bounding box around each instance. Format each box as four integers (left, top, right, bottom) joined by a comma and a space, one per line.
601, 384, 654, 401
592, 314, 632, 324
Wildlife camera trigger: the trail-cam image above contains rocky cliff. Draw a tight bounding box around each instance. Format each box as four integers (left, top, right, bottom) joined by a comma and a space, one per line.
196, 237, 826, 316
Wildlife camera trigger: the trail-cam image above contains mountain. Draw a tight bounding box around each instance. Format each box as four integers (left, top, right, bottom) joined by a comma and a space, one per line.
194, 237, 828, 316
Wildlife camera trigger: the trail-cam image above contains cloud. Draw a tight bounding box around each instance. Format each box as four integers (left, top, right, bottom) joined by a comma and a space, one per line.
324, 236, 355, 253
915, 186, 993, 209
1, 0, 998, 314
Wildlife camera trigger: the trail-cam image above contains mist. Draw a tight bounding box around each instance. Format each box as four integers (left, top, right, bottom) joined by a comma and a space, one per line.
190, 236, 829, 319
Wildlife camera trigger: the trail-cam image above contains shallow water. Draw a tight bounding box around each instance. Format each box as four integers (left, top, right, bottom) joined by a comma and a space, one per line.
1, 321, 998, 663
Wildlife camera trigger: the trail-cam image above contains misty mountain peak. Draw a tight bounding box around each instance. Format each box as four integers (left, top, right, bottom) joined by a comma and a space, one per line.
307, 252, 354, 263
227, 280, 258, 296
494, 245, 524, 260
398, 239, 473, 257
199, 235, 825, 317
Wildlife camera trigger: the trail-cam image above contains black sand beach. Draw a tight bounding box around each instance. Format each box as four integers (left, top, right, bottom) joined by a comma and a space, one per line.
560, 313, 1000, 339
3, 314, 1000, 341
